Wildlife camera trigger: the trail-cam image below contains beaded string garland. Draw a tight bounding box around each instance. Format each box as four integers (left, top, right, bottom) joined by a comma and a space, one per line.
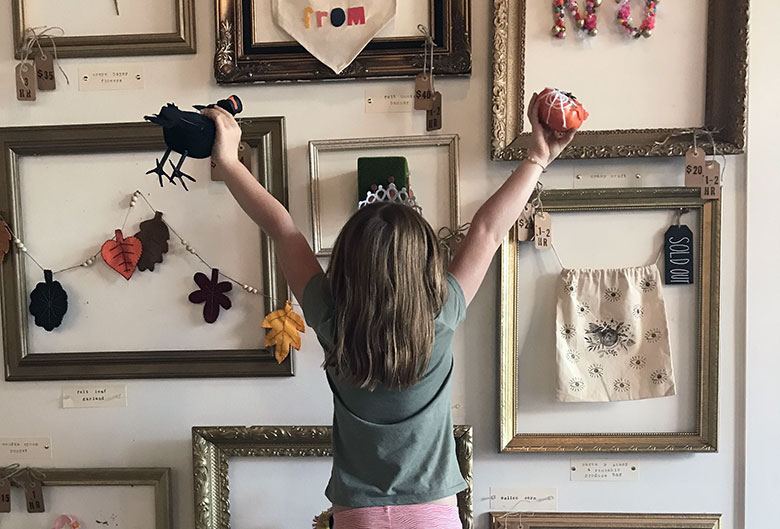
552, 0, 602, 38
617, 0, 659, 38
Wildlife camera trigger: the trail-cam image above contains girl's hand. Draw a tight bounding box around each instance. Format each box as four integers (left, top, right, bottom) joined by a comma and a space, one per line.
527, 92, 577, 167
202, 106, 242, 166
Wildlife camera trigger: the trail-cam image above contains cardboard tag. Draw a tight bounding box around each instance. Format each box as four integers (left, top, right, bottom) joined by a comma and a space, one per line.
684, 147, 705, 187
426, 91, 443, 131
701, 160, 722, 200
16, 63, 36, 101
664, 225, 694, 285
516, 204, 535, 242
35, 54, 56, 91
534, 212, 552, 250
22, 479, 44, 513
0, 478, 10, 513
414, 73, 434, 110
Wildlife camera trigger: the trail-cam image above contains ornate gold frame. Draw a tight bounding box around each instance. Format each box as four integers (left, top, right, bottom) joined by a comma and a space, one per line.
6, 468, 171, 528
215, 0, 471, 83
0, 119, 292, 380
499, 188, 720, 452
12, 0, 196, 58
308, 135, 461, 257
192, 425, 474, 529
490, 512, 721, 529
491, 0, 748, 159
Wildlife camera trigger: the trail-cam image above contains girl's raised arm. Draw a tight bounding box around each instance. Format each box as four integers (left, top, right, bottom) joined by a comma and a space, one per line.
203, 106, 323, 303
448, 93, 576, 305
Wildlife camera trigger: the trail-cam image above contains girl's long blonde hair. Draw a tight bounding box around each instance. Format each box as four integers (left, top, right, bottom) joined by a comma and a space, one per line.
325, 202, 447, 390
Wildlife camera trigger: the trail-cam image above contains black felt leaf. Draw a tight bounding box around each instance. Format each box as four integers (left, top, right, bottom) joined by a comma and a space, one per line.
188, 268, 232, 324
135, 211, 170, 272
29, 270, 68, 332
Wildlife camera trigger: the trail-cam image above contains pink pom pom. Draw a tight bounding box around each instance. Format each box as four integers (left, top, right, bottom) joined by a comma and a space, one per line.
618, 6, 631, 19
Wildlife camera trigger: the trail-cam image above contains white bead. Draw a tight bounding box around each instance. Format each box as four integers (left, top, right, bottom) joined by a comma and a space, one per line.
20, 245, 26, 252
181, 240, 188, 246
242, 284, 249, 290
251, 287, 258, 294
13, 238, 20, 244
82, 262, 89, 267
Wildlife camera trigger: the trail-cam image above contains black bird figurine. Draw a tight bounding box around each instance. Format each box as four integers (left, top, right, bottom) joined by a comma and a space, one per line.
144, 95, 243, 190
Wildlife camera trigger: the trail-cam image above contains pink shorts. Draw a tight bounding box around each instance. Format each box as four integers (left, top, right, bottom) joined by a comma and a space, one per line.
332, 504, 461, 529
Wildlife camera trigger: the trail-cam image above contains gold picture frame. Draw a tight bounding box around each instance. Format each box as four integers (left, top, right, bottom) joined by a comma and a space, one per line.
215, 0, 471, 83
5, 468, 171, 529
308, 135, 461, 257
499, 188, 720, 452
490, 0, 748, 160
12, 0, 196, 58
490, 512, 721, 529
192, 425, 474, 529
0, 119, 292, 380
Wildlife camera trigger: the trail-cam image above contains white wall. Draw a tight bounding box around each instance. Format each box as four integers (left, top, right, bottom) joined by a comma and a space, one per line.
0, 0, 765, 527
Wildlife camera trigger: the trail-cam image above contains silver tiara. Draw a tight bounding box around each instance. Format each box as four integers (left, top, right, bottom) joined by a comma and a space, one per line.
358, 182, 422, 214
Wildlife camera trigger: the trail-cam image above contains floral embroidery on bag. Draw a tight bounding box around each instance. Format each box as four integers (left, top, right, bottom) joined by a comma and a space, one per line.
584, 319, 636, 357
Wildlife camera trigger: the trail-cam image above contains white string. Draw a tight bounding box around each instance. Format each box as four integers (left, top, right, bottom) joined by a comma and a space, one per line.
0, 191, 296, 308
22, 26, 70, 85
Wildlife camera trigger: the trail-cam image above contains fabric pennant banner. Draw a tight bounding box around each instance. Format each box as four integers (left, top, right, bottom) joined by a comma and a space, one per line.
272, 0, 397, 74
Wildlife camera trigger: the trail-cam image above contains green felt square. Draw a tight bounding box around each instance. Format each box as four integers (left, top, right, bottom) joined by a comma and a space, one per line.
357, 157, 409, 202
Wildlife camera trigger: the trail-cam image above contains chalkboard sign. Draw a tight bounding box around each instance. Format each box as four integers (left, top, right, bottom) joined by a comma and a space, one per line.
664, 225, 694, 285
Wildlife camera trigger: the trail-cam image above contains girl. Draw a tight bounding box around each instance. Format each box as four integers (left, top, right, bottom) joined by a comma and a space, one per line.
203, 93, 574, 529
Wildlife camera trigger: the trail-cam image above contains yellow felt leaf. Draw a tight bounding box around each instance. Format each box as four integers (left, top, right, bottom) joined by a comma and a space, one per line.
261, 300, 305, 364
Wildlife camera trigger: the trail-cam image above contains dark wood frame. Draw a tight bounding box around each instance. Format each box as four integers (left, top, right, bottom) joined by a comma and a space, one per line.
12, 0, 196, 58
7, 468, 172, 529
215, 0, 471, 83
499, 188, 720, 452
0, 119, 292, 381
192, 425, 474, 529
491, 0, 748, 159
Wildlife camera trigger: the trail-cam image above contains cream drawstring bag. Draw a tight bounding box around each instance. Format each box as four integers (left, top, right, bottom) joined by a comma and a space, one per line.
556, 264, 676, 402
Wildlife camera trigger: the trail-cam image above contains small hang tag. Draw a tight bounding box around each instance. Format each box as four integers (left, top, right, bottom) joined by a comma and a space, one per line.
684, 147, 705, 188
16, 63, 37, 101
0, 479, 11, 513
701, 160, 722, 200
414, 73, 434, 110
23, 478, 45, 513
35, 53, 56, 91
516, 204, 535, 242
664, 225, 694, 285
426, 91, 443, 131
534, 212, 552, 250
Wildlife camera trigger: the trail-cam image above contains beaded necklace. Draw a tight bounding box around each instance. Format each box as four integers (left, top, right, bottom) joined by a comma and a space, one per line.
617, 0, 659, 38
552, 0, 602, 39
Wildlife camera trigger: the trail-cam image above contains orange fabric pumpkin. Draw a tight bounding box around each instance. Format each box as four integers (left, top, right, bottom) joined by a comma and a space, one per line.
537, 88, 589, 132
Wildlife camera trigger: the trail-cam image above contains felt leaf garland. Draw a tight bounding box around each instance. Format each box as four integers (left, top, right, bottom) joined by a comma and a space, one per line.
101, 229, 143, 280
0, 221, 11, 262
135, 211, 170, 272
29, 270, 68, 331
262, 301, 305, 363
188, 268, 232, 324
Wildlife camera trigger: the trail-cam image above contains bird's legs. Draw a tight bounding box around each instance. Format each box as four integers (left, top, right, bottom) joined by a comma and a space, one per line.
146, 148, 172, 187
168, 151, 197, 191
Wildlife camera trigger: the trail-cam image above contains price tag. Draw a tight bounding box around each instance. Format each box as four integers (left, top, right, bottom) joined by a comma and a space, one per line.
516, 204, 535, 242
15, 63, 36, 101
426, 91, 442, 131
23, 479, 45, 513
701, 160, 722, 200
414, 73, 434, 110
664, 225, 694, 285
0, 478, 10, 513
684, 147, 705, 188
35, 54, 56, 91
534, 212, 552, 250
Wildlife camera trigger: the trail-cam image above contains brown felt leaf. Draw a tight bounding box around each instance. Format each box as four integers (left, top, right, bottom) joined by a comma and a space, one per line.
135, 211, 170, 272
0, 221, 11, 263
261, 301, 305, 363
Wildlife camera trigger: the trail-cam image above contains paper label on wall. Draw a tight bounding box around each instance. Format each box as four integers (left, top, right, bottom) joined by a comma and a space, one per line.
35, 54, 56, 91
79, 65, 144, 91
0, 438, 52, 462
15, 63, 36, 101
489, 487, 558, 511
365, 88, 414, 113
62, 384, 127, 408
570, 459, 639, 481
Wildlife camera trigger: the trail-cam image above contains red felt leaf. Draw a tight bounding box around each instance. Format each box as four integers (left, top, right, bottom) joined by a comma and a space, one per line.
101, 229, 143, 280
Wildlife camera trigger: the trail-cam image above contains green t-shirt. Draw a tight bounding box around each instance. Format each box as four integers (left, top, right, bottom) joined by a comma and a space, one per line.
302, 272, 468, 507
